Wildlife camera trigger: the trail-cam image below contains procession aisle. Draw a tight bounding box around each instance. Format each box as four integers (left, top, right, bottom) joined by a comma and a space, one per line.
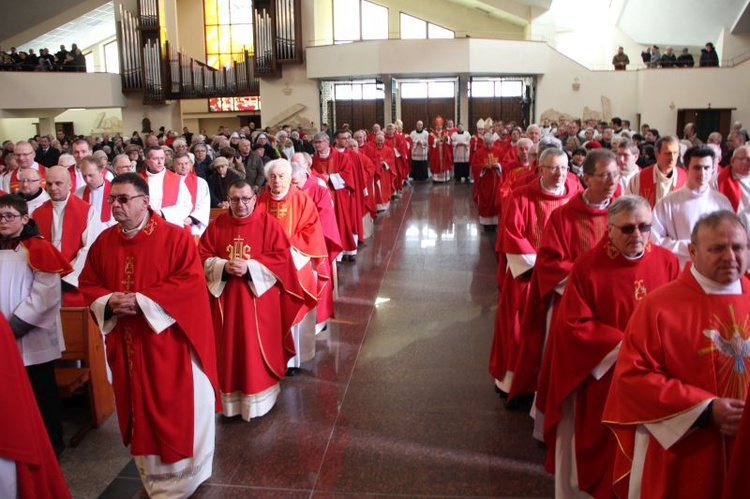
71, 180, 552, 498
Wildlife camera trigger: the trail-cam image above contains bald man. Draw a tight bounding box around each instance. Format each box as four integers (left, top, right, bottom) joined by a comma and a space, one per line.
33, 166, 103, 306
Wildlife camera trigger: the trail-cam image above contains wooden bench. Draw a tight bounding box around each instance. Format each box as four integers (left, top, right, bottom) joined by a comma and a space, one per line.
55, 307, 115, 447
210, 207, 225, 220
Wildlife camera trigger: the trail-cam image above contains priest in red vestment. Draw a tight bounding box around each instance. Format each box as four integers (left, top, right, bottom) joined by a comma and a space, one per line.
0, 311, 71, 498
140, 145, 193, 228
603, 211, 750, 499
470, 132, 504, 231
257, 159, 329, 375
368, 133, 397, 212
75, 156, 115, 228
716, 145, 750, 213
33, 166, 103, 307
79, 173, 219, 498
1, 193, 72, 459
429, 116, 453, 183
349, 135, 378, 238
332, 130, 365, 243
291, 152, 342, 331
541, 195, 679, 498
627, 135, 687, 207
200, 179, 308, 420
490, 148, 578, 397
311, 132, 359, 261
499, 138, 535, 200
384, 123, 410, 194
510, 149, 621, 437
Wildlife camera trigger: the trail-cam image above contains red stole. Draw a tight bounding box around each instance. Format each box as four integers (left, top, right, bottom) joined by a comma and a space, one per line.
639, 165, 687, 207
140, 169, 181, 207
82, 180, 113, 222
33, 196, 91, 262
68, 166, 79, 193
183, 173, 198, 211
9, 167, 46, 192
717, 166, 742, 213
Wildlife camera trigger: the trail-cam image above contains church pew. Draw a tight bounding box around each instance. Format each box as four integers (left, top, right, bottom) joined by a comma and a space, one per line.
55, 307, 115, 446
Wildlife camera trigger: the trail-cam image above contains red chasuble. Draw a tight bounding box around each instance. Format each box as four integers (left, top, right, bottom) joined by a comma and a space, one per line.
0, 312, 71, 498
509, 193, 612, 401
312, 148, 359, 252
300, 175, 343, 323
489, 180, 576, 385
724, 389, 750, 498
355, 150, 378, 218
256, 187, 329, 321
540, 237, 679, 497
384, 133, 409, 188
602, 269, 750, 499
716, 166, 742, 213
470, 145, 504, 216
33, 195, 91, 262
367, 144, 397, 204
428, 130, 453, 175
199, 210, 306, 396
20, 234, 72, 276
82, 180, 113, 223
635, 165, 687, 207
79, 212, 219, 464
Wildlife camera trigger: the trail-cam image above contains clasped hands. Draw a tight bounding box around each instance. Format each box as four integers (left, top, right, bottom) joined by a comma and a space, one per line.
108, 292, 140, 316
224, 258, 248, 277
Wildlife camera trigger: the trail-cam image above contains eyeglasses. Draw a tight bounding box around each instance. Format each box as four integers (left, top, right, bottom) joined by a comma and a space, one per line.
611, 223, 652, 234
0, 213, 21, 222
591, 171, 621, 181
107, 194, 146, 204
18, 178, 40, 183
229, 196, 255, 205
541, 165, 569, 173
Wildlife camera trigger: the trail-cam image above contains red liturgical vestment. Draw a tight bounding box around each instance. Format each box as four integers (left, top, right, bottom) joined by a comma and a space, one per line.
603, 269, 750, 499
79, 212, 219, 463
199, 210, 306, 402
541, 237, 678, 497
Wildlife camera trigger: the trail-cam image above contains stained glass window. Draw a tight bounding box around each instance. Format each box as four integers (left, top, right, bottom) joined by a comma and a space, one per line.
204, 0, 254, 69
209, 96, 262, 112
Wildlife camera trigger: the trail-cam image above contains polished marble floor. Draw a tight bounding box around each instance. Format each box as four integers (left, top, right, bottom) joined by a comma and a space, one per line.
59, 180, 553, 498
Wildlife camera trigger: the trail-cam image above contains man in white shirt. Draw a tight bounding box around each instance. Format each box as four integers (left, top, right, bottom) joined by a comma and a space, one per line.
628, 135, 687, 207
652, 145, 733, 267
75, 156, 116, 228
17, 168, 49, 215
172, 152, 210, 238
451, 123, 472, 183
409, 120, 429, 181
616, 139, 640, 193
141, 145, 193, 228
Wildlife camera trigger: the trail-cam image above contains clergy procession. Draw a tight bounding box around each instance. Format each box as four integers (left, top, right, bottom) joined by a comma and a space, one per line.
2, 115, 750, 498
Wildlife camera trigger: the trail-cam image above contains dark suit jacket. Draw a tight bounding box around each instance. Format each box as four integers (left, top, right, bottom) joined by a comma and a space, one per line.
35, 147, 60, 168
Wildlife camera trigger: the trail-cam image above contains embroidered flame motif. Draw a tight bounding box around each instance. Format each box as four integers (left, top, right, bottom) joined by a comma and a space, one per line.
700, 304, 750, 400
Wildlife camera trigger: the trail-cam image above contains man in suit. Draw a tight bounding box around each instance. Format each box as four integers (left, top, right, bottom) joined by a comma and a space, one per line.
35, 136, 60, 168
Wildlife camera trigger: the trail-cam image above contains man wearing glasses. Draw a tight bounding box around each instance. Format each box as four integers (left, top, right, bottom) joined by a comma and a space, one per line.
604, 210, 750, 498
200, 179, 308, 421
0, 193, 72, 457
78, 173, 219, 497
491, 147, 580, 401
652, 146, 733, 268
16, 167, 49, 215
540, 195, 679, 498
510, 149, 621, 436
